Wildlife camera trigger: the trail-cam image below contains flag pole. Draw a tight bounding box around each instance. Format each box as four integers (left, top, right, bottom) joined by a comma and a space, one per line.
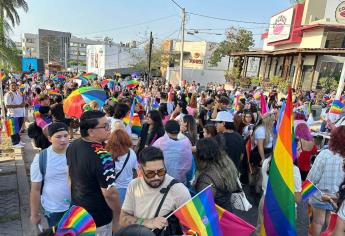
165, 184, 213, 220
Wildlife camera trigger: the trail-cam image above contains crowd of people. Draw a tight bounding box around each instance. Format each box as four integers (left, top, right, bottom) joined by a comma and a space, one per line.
1, 71, 345, 235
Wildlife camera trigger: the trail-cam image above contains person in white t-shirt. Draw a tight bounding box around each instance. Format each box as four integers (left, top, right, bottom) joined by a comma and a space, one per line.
30, 122, 71, 227
106, 129, 138, 205
4, 82, 26, 148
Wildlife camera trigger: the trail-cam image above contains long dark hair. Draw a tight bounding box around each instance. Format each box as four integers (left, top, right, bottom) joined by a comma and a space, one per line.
195, 138, 238, 192
182, 115, 198, 145
148, 110, 163, 133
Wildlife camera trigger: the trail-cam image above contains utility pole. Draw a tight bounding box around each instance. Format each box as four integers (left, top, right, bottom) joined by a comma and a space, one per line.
179, 8, 186, 87
76, 43, 80, 74
65, 42, 68, 69
336, 62, 345, 99
0, 70, 5, 120
148, 31, 153, 86
47, 42, 50, 64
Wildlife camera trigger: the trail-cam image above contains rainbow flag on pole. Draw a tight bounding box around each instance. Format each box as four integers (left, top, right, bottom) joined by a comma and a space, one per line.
301, 179, 320, 201
329, 100, 344, 115
260, 93, 269, 115
261, 87, 296, 236
4, 117, 20, 137
174, 185, 223, 236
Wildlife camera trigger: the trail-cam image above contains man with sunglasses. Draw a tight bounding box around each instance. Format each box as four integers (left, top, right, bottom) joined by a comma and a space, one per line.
67, 110, 121, 236
120, 146, 190, 231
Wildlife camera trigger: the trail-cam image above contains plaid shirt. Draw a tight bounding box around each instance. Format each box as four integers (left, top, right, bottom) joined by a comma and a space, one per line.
307, 149, 344, 198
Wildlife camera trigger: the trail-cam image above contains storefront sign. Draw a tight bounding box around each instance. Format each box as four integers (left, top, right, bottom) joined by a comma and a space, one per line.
336, 1, 345, 23
267, 7, 294, 43
188, 52, 204, 64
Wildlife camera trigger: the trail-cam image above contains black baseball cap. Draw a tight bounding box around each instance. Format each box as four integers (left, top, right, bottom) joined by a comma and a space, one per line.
48, 122, 68, 136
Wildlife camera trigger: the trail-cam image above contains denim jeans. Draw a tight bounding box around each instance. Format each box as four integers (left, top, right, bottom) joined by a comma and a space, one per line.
117, 188, 127, 205
44, 210, 67, 227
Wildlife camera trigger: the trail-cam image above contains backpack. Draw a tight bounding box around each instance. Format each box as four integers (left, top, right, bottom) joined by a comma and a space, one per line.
38, 149, 48, 195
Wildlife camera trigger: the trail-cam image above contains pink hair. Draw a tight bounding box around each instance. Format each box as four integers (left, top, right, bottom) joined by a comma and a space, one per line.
295, 123, 313, 141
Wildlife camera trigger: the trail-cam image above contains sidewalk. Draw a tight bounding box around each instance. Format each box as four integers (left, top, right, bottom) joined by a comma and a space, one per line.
0, 132, 39, 236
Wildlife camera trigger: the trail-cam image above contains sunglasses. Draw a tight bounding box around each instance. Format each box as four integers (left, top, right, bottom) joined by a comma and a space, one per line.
142, 167, 166, 179
93, 122, 111, 131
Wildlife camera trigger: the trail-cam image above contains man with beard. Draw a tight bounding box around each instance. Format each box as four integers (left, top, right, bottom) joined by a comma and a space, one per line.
120, 146, 190, 230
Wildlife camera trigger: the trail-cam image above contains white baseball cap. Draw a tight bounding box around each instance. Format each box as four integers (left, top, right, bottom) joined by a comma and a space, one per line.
211, 111, 234, 122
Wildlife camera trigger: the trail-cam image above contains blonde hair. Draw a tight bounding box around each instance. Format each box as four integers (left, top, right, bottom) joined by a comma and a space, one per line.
261, 113, 275, 146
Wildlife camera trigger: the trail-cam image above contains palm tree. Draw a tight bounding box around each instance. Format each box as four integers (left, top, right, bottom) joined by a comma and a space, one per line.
0, 0, 28, 70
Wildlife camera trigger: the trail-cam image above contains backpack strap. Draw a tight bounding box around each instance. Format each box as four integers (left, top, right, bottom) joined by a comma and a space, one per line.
115, 151, 131, 180
38, 148, 48, 195
154, 179, 179, 217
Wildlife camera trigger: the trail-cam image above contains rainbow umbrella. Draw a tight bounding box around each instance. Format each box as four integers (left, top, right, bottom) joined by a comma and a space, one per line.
82, 73, 97, 80
56, 205, 96, 236
126, 79, 140, 89
63, 86, 107, 118
73, 76, 89, 86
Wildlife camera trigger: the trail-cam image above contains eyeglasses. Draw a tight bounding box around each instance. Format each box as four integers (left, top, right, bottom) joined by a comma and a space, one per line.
93, 122, 111, 131
142, 167, 166, 179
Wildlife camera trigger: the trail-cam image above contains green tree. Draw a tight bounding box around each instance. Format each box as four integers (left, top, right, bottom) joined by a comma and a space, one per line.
0, 0, 28, 70
209, 27, 254, 82
318, 77, 338, 92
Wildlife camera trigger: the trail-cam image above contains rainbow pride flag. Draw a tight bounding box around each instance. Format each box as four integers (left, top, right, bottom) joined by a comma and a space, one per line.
126, 79, 139, 89
123, 114, 141, 136
82, 73, 97, 80
174, 185, 222, 236
261, 87, 296, 236
47, 89, 60, 96
329, 100, 344, 115
301, 179, 319, 201
0, 72, 7, 81
33, 105, 52, 129
56, 205, 96, 236
4, 118, 20, 137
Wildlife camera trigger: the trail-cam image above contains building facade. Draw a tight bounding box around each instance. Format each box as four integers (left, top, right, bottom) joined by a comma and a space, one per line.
86, 44, 144, 76
38, 29, 71, 68
22, 33, 39, 58
163, 40, 229, 85
232, 0, 345, 90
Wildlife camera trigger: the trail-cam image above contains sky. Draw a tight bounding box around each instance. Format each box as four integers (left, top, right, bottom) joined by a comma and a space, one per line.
10, 0, 292, 47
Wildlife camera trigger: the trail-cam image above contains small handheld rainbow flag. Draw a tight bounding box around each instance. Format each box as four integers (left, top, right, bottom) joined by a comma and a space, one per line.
47, 89, 60, 96
56, 205, 96, 236
33, 105, 52, 129
4, 118, 20, 137
126, 79, 139, 89
0, 72, 8, 81
329, 100, 344, 115
123, 114, 141, 136
82, 72, 97, 80
301, 179, 320, 202
173, 185, 223, 236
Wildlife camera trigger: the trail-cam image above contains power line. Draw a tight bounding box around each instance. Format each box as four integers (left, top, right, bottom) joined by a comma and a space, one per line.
187, 11, 269, 25
74, 14, 178, 36
169, 0, 183, 10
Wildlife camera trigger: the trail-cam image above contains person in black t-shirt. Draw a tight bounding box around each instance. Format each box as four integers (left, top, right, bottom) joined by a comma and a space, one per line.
212, 111, 245, 171
67, 110, 121, 235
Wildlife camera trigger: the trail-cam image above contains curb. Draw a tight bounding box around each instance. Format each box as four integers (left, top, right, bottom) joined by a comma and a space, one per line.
14, 147, 37, 236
